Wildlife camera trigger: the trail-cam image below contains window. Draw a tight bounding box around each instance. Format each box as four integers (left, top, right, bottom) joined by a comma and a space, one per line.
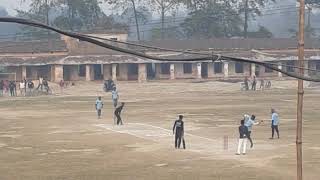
128, 64, 138, 75
316, 62, 320, 70
214, 62, 223, 74
265, 64, 274, 73
78, 65, 86, 77
235, 62, 244, 73
183, 63, 192, 74
287, 61, 295, 72
161, 63, 170, 74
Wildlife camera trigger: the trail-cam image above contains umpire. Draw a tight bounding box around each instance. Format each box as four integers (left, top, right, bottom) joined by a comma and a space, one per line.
173, 115, 186, 149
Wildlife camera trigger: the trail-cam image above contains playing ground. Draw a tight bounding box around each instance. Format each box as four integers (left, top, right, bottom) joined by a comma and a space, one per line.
0, 80, 319, 180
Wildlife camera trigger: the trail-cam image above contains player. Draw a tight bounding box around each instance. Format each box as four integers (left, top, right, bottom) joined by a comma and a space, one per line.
115, 102, 125, 125
111, 87, 119, 108
244, 114, 260, 148
270, 108, 280, 139
173, 115, 185, 149
95, 96, 104, 119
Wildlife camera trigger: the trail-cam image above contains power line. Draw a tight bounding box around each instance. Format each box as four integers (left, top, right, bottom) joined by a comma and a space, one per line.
0, 17, 319, 82
0, 8, 300, 39
0, 6, 302, 40
0, 6, 301, 39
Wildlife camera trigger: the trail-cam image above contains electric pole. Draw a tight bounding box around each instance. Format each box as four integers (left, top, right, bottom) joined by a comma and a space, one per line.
244, 0, 249, 38
45, 0, 49, 26
297, 0, 305, 180
131, 0, 141, 41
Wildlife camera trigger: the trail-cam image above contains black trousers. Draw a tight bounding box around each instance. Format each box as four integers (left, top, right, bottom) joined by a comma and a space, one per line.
272, 125, 280, 138
252, 83, 256, 91
115, 112, 122, 125
97, 109, 101, 117
175, 131, 186, 149
10, 88, 14, 96
245, 83, 249, 91
37, 84, 43, 90
247, 131, 253, 147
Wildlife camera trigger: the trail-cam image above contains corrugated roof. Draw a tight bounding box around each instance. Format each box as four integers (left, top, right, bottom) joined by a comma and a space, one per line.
0, 40, 68, 53
0, 55, 156, 66
131, 38, 320, 51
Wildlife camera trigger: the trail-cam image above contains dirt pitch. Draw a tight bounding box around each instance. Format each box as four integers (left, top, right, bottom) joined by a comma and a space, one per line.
0, 80, 319, 180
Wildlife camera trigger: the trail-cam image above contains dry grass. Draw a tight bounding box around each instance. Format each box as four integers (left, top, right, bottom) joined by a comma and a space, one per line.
0, 80, 319, 180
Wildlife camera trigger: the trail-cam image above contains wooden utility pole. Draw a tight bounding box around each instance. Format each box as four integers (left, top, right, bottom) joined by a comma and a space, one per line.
297, 0, 305, 180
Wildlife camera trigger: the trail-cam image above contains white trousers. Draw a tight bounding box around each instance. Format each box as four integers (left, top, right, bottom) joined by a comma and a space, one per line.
237, 138, 247, 154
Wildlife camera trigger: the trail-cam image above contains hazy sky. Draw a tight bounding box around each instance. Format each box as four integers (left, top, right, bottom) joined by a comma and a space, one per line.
0, 0, 115, 16
0, 0, 30, 15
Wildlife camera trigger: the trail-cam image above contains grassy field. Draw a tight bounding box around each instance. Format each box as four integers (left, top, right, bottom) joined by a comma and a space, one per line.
0, 80, 319, 180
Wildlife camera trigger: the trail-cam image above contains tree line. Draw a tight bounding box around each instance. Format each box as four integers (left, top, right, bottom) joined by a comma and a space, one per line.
17, 0, 320, 40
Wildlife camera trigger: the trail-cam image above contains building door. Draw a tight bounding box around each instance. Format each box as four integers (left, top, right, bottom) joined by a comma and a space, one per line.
93, 64, 103, 80
201, 63, 208, 78
255, 65, 260, 77
147, 63, 155, 79
128, 64, 138, 80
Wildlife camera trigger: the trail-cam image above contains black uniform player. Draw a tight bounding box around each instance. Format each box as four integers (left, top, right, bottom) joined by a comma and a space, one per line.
115, 102, 125, 125
173, 115, 185, 149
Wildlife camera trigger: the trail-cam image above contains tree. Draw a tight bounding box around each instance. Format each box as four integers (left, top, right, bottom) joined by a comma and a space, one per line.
300, 0, 320, 38
121, 6, 151, 25
150, 0, 182, 39
17, 0, 60, 40
181, 3, 242, 38
106, 0, 143, 41
247, 26, 273, 38
305, 0, 320, 6
238, 0, 275, 38
120, 5, 152, 40
16, 10, 51, 40
53, 0, 106, 31
0, 6, 8, 16
20, 0, 59, 25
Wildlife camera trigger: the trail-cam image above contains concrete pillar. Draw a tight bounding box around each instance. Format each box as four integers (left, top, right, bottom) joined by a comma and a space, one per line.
118, 64, 128, 81
170, 64, 175, 80
86, 65, 94, 81
155, 64, 161, 79
251, 63, 256, 77
52, 65, 63, 82
197, 63, 202, 79
112, 64, 117, 81
207, 62, 214, 78
224, 62, 229, 78
192, 63, 197, 77
278, 62, 283, 78
304, 61, 309, 77
103, 64, 112, 80
174, 63, 183, 79
22, 66, 27, 80
69, 65, 79, 81
138, 64, 147, 82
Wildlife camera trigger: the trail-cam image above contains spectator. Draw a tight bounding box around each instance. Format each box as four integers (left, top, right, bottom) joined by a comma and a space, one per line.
19, 80, 25, 96
59, 80, 65, 94
0, 80, 3, 96
9, 81, 15, 96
